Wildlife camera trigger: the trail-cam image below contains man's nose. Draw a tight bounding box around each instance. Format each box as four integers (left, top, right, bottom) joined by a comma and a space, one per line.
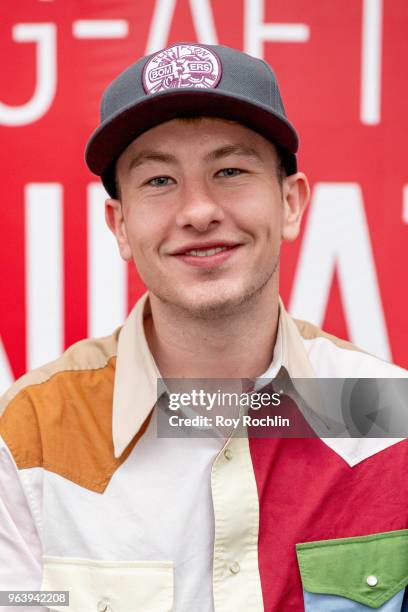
175, 182, 225, 232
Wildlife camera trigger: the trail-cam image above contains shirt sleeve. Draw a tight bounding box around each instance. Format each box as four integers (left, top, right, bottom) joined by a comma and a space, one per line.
0, 436, 46, 611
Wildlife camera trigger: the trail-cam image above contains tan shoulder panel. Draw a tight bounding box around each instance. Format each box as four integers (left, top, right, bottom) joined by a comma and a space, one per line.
0, 330, 149, 493
0, 329, 120, 413
293, 318, 366, 354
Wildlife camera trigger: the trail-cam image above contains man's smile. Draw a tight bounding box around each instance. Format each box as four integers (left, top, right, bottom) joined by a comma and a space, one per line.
170, 241, 242, 269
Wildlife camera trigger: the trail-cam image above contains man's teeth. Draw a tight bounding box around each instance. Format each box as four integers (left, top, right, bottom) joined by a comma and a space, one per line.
184, 246, 230, 257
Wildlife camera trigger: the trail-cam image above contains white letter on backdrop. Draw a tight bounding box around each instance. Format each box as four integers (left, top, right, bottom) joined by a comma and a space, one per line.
0, 24, 57, 126
244, 0, 309, 58
289, 183, 390, 360
25, 183, 64, 370
146, 0, 218, 54
87, 183, 127, 337
360, 0, 383, 125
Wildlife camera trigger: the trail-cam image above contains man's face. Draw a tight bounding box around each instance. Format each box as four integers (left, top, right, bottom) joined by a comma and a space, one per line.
107, 117, 308, 318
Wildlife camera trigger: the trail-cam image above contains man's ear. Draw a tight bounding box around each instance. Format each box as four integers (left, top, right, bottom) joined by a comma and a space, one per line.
281, 172, 310, 242
105, 198, 133, 261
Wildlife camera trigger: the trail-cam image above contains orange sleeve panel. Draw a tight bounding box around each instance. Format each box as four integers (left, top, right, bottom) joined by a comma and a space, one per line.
0, 355, 150, 494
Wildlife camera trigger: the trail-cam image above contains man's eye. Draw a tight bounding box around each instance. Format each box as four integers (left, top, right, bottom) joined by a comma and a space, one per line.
217, 168, 242, 178
147, 176, 173, 187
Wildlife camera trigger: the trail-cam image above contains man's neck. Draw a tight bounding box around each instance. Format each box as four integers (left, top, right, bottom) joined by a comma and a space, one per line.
144, 286, 280, 380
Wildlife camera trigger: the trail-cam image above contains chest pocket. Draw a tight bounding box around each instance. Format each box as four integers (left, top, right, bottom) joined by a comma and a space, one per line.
41, 556, 174, 612
296, 530, 408, 611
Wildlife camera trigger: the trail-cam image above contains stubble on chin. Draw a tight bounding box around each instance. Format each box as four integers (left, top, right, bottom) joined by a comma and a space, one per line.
149, 255, 280, 321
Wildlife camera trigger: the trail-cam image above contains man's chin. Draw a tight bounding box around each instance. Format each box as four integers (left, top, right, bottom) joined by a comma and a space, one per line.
163, 286, 261, 320
180, 297, 243, 320
149, 265, 278, 319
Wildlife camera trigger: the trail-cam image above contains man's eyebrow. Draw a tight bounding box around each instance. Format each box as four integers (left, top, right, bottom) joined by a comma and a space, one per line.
127, 144, 264, 172
127, 150, 178, 172
204, 144, 264, 164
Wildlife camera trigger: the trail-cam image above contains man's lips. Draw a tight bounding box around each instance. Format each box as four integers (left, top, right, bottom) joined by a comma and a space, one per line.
170, 241, 240, 256
170, 242, 241, 269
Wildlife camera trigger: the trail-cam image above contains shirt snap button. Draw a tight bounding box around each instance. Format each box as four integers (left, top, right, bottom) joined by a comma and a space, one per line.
97, 599, 109, 612
366, 575, 378, 587
224, 448, 233, 461
229, 561, 240, 574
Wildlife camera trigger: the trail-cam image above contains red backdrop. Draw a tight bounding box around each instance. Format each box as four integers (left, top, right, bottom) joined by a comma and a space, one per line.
1, 0, 407, 391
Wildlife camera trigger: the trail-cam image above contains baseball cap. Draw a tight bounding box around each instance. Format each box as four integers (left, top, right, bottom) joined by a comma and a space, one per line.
85, 43, 299, 198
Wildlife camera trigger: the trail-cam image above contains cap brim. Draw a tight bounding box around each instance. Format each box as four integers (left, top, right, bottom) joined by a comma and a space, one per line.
85, 88, 299, 197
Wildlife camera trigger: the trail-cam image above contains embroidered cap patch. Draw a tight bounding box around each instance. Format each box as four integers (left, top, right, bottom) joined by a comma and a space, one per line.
142, 43, 222, 94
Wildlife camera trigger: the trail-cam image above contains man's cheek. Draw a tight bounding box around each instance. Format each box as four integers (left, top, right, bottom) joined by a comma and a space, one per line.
134, 243, 161, 271
263, 222, 280, 244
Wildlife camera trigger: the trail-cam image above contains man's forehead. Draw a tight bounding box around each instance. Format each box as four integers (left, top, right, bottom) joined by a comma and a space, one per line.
118, 116, 278, 169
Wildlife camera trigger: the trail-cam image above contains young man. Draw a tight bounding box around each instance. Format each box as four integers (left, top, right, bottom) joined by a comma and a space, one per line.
1, 43, 408, 612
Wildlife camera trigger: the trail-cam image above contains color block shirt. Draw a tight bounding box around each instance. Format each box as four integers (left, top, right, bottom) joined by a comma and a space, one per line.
1, 293, 408, 612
